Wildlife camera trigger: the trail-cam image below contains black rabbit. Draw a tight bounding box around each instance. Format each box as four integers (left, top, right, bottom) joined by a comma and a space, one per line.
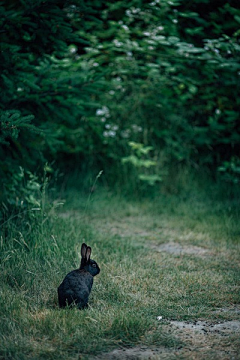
58, 243, 100, 309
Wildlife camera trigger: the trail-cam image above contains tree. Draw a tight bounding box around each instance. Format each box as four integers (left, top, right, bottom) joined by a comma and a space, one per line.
1, 0, 240, 206
0, 0, 105, 204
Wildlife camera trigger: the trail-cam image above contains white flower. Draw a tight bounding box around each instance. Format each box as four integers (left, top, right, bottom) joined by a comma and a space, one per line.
103, 130, 116, 138
122, 25, 129, 31
69, 46, 77, 54
109, 130, 116, 137
96, 106, 110, 117
132, 8, 140, 14
113, 39, 123, 47
96, 109, 105, 116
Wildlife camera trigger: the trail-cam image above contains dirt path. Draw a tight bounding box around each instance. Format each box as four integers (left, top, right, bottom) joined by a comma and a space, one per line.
91, 303, 240, 359
90, 215, 240, 360
60, 210, 239, 359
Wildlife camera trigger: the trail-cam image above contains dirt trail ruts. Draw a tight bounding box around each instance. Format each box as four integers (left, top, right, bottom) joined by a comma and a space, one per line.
60, 213, 239, 359
92, 316, 240, 359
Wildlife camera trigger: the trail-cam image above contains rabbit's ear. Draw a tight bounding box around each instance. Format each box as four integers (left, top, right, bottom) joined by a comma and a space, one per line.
81, 243, 88, 258
86, 246, 91, 262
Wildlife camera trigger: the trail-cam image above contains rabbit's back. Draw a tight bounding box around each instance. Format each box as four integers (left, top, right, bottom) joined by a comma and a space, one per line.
58, 269, 93, 309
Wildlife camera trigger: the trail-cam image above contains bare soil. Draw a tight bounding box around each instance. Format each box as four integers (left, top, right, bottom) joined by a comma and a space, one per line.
151, 242, 210, 256
91, 346, 173, 360
92, 316, 240, 359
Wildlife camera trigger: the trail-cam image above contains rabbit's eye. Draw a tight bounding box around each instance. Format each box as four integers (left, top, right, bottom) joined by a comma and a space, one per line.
92, 263, 97, 267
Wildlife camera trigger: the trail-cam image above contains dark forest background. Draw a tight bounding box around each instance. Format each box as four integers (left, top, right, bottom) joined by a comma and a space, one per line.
1, 0, 240, 213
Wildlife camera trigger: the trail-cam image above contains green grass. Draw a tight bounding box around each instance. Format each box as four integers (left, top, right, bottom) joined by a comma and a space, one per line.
0, 185, 240, 359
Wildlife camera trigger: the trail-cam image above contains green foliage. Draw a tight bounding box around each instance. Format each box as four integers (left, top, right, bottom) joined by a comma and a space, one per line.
122, 142, 162, 186
69, 0, 240, 187
1, 166, 64, 245
0, 110, 36, 145
1, 0, 240, 205
0, 0, 106, 208
218, 157, 240, 184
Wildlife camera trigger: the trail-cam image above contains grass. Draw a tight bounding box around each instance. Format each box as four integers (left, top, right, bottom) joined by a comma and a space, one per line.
0, 181, 240, 359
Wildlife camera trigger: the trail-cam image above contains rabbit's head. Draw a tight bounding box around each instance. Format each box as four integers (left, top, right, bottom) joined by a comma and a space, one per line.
80, 243, 100, 277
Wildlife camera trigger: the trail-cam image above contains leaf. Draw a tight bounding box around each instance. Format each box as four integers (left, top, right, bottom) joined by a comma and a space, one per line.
139, 174, 162, 185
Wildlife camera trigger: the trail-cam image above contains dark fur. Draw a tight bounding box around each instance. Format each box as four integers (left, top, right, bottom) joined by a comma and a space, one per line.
58, 243, 100, 309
